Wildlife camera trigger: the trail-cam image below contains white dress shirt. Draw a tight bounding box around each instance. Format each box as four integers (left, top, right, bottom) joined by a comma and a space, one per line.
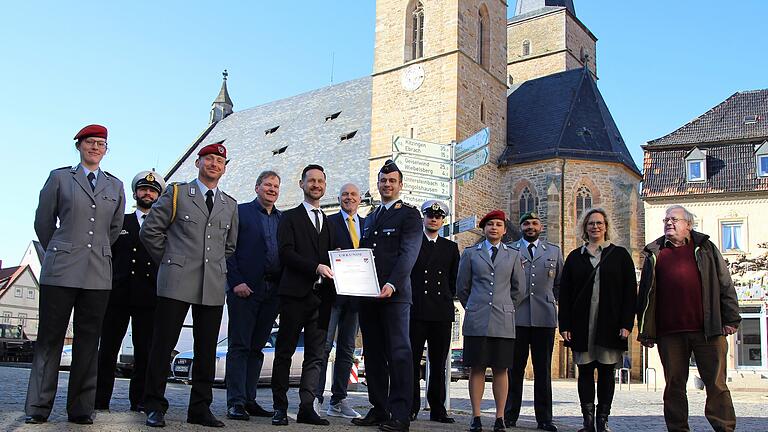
302, 201, 324, 232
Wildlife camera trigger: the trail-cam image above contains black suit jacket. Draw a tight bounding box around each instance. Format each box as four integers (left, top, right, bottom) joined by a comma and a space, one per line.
110, 213, 158, 308
410, 235, 460, 322
277, 204, 336, 317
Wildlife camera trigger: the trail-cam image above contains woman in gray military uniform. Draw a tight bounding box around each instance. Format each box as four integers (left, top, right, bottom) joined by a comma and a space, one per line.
457, 210, 525, 432
26, 124, 126, 425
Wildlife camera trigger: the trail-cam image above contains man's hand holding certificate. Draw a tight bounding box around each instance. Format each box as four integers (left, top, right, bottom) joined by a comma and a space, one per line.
328, 248, 381, 297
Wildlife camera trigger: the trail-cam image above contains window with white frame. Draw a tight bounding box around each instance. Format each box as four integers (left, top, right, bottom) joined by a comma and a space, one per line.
18, 313, 27, 327
1, 312, 10, 324
758, 154, 768, 177
685, 147, 707, 182
27, 289, 35, 299
687, 160, 705, 182
721, 221, 744, 252
14, 287, 22, 298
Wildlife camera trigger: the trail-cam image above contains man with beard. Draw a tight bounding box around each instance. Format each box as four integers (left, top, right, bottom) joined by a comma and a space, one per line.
271, 164, 336, 427
353, 160, 422, 432
140, 142, 238, 428
95, 170, 165, 412
504, 212, 562, 431
408, 200, 459, 424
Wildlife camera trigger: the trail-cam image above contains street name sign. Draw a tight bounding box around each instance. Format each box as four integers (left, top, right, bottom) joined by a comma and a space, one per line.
454, 146, 490, 178
393, 153, 451, 180
402, 174, 451, 199
455, 127, 490, 160
440, 215, 477, 237
392, 136, 451, 161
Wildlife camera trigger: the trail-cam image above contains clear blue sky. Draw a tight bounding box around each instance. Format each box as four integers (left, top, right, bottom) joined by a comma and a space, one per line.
1, 1, 766, 264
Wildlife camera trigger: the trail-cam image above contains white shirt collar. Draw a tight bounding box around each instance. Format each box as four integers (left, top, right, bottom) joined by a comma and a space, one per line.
302, 201, 324, 230
135, 209, 148, 226
194, 178, 218, 198
380, 199, 399, 210
424, 231, 439, 243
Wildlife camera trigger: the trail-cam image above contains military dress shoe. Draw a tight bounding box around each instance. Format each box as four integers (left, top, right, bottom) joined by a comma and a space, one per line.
379, 419, 409, 432
469, 416, 483, 432
297, 407, 330, 425
24, 414, 47, 424
226, 405, 249, 421
352, 410, 389, 426
187, 411, 225, 428
146, 411, 166, 428
245, 400, 274, 417
430, 415, 456, 423
272, 409, 289, 426
538, 421, 558, 431
68, 415, 93, 425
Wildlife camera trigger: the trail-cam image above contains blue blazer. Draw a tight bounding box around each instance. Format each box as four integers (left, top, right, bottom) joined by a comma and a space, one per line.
226, 199, 281, 299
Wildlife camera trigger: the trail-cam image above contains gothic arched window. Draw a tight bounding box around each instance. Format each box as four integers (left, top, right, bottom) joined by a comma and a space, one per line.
519, 187, 538, 215
477, 5, 490, 67
575, 186, 593, 221
406, 1, 425, 61
522, 40, 531, 56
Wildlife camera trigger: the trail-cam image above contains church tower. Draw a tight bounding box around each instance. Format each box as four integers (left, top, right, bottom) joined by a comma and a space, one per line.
507, 0, 596, 85
209, 69, 233, 124
369, 0, 508, 241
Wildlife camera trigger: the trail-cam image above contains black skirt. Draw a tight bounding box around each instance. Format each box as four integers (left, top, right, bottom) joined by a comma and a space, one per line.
463, 336, 515, 368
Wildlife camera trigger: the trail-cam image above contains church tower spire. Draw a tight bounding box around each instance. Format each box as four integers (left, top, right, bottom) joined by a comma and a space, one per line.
514, 0, 575, 16
209, 69, 233, 124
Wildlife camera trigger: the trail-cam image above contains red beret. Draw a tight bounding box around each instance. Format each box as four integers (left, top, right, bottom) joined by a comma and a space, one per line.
198, 141, 227, 159
74, 124, 108, 140
479, 210, 506, 228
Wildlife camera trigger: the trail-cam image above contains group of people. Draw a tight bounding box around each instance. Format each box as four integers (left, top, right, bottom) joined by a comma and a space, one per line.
23, 123, 741, 432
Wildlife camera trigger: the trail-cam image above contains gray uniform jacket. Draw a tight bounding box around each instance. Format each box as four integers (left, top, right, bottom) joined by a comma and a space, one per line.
34, 165, 126, 289
509, 240, 563, 328
457, 242, 525, 339
140, 180, 238, 306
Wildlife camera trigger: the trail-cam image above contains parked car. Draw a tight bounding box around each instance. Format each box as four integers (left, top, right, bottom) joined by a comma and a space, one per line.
0, 324, 34, 362
170, 329, 306, 385
353, 347, 365, 378
450, 348, 469, 381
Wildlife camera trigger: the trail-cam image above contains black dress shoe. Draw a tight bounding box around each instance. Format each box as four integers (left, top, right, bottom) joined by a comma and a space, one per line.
470, 416, 483, 432
24, 414, 47, 424
187, 412, 225, 428
272, 409, 289, 426
297, 407, 330, 426
68, 415, 93, 425
146, 411, 166, 428
493, 417, 505, 432
227, 405, 249, 421
352, 410, 389, 426
430, 415, 456, 423
538, 421, 558, 431
378, 419, 409, 432
245, 401, 274, 417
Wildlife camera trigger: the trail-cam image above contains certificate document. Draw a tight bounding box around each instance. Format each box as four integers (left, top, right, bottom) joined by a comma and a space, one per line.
328, 248, 381, 297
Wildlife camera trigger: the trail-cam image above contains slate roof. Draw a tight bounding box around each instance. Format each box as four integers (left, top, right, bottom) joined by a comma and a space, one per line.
642, 142, 768, 198
499, 67, 640, 175
214, 80, 233, 106
513, 0, 575, 19
508, 6, 565, 24
166, 77, 372, 208
0, 266, 23, 297
646, 89, 768, 147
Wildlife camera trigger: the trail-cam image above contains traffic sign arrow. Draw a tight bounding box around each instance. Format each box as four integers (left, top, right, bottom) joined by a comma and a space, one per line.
393, 153, 451, 180
440, 215, 477, 237
455, 127, 490, 160
402, 174, 452, 199
392, 136, 451, 161
454, 146, 490, 178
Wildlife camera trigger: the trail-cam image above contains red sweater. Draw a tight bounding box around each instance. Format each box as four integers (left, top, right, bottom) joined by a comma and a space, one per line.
655, 240, 704, 336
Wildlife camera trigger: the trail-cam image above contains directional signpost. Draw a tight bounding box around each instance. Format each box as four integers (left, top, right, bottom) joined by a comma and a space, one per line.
455, 146, 490, 178
393, 153, 451, 179
392, 136, 452, 161
455, 127, 490, 160
402, 175, 452, 199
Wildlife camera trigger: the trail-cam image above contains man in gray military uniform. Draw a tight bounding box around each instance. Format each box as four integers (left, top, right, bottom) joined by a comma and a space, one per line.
505, 212, 563, 431
26, 124, 126, 425
140, 141, 238, 428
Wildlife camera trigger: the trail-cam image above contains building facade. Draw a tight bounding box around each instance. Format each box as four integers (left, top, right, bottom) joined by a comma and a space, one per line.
642, 89, 768, 387
0, 265, 40, 340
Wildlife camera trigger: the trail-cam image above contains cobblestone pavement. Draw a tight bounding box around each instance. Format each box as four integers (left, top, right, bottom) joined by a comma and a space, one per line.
1, 366, 766, 431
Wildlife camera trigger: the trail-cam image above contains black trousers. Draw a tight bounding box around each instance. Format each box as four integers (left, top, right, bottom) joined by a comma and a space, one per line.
409, 320, 451, 418
505, 326, 555, 423
95, 304, 154, 409
271, 294, 327, 411
143, 297, 223, 416
25, 285, 110, 418
359, 301, 413, 423
577, 361, 615, 407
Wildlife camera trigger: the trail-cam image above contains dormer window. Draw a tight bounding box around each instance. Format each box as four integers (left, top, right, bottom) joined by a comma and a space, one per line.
685, 147, 707, 183
265, 126, 279, 135
340, 130, 358, 141
755, 141, 768, 177
325, 111, 341, 122
744, 115, 759, 125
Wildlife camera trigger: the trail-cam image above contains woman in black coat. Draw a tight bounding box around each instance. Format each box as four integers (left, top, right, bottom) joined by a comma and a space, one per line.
559, 208, 636, 432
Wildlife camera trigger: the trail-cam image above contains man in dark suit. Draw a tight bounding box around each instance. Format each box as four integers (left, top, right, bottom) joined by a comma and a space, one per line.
353, 160, 422, 432
409, 200, 459, 424
505, 212, 563, 431
271, 164, 336, 427
224, 170, 282, 421
315, 183, 364, 419
95, 170, 165, 412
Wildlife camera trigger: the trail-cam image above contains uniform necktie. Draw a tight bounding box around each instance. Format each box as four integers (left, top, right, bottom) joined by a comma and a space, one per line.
205, 190, 214, 213
312, 209, 321, 233
491, 246, 498, 262
347, 215, 359, 248
87, 172, 96, 191
528, 242, 536, 258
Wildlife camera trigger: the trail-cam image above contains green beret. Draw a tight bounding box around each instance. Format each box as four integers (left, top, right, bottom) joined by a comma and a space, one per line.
519, 211, 540, 225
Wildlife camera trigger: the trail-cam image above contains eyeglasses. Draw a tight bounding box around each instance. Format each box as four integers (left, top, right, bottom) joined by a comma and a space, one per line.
662, 217, 685, 224
82, 138, 108, 149
587, 221, 605, 227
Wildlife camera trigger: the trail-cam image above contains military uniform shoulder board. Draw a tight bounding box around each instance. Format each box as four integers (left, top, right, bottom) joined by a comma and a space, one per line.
221, 190, 236, 201
546, 241, 560, 249
55, 166, 71, 171
399, 201, 415, 209
394, 202, 402, 209
103, 171, 116, 178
